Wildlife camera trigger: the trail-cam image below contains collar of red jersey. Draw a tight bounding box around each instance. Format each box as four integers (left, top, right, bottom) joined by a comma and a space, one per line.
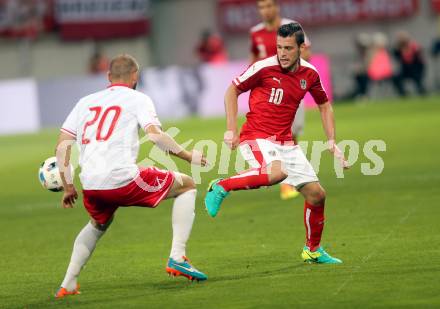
108, 83, 131, 88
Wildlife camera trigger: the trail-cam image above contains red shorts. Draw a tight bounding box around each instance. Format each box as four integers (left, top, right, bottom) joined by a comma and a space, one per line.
82, 167, 174, 225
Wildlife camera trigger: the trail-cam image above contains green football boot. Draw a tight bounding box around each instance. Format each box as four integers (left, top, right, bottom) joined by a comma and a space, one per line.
301, 246, 342, 264
204, 179, 229, 218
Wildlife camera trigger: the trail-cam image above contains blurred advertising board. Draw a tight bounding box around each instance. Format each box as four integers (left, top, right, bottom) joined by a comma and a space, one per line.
38, 75, 107, 127
0, 0, 54, 38
0, 79, 40, 134
139, 55, 332, 118
54, 0, 150, 40
0, 56, 332, 135
218, 0, 419, 32
432, 0, 440, 14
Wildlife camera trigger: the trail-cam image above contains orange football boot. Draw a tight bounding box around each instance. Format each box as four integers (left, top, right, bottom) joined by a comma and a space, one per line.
54, 284, 80, 299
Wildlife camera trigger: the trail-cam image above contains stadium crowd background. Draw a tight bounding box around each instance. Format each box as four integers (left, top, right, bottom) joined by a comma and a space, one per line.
1, 0, 439, 135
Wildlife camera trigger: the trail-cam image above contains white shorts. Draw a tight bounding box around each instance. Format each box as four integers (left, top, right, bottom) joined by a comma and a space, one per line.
239, 138, 319, 188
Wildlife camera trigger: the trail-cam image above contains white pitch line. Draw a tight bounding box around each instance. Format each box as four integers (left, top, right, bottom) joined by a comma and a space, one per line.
333, 209, 414, 296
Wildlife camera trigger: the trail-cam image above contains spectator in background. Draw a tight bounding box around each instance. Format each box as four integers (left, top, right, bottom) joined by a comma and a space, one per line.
344, 33, 372, 100
0, 0, 47, 39
367, 32, 394, 92
89, 47, 109, 75
433, 38, 440, 91
432, 18, 440, 91
432, 38, 440, 60
195, 30, 228, 64
392, 31, 426, 96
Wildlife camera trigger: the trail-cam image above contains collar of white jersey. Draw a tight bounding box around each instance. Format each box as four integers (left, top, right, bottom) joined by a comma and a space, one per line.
107, 83, 131, 89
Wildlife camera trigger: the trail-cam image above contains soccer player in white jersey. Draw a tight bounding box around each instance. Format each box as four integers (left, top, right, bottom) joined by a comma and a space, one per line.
54, 54, 208, 298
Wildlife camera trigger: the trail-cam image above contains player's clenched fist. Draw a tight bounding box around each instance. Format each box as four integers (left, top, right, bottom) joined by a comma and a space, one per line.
224, 130, 240, 150
62, 184, 78, 208
189, 149, 209, 167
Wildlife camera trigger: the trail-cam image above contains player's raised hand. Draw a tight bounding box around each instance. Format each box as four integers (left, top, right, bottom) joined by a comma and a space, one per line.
62, 184, 78, 208
328, 140, 350, 169
224, 130, 240, 150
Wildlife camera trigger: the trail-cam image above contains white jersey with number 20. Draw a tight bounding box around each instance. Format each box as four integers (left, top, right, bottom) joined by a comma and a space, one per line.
61, 85, 161, 190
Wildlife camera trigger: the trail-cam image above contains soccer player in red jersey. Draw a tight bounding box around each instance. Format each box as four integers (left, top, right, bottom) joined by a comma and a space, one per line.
250, 0, 312, 200
250, 0, 311, 63
205, 23, 349, 264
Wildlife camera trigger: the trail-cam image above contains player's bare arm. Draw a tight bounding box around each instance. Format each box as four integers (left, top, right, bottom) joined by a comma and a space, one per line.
318, 102, 350, 169
55, 131, 78, 208
318, 102, 335, 141
224, 84, 242, 150
146, 124, 208, 166
249, 51, 258, 64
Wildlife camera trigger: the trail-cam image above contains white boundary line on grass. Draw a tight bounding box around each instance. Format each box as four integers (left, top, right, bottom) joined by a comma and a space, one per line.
333, 209, 414, 296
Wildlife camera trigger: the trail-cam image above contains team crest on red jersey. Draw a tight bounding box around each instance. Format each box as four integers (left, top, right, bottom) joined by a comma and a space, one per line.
300, 79, 307, 90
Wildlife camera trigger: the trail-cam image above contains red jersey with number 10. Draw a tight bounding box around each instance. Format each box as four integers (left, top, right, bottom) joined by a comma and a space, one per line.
233, 56, 328, 143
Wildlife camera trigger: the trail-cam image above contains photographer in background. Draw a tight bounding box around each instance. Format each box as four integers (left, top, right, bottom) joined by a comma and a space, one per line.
392, 31, 426, 97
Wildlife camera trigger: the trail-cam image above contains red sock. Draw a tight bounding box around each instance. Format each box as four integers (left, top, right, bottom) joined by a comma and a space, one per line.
304, 201, 325, 252
218, 168, 270, 192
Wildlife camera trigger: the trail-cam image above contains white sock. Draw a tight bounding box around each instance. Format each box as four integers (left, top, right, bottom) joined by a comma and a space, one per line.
170, 189, 196, 263
61, 222, 105, 291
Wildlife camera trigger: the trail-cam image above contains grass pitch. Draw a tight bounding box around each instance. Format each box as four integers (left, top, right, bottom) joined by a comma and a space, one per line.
1, 96, 439, 308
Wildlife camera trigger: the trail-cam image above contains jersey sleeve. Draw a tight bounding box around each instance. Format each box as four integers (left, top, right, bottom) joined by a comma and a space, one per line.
137, 95, 162, 131
309, 72, 329, 105
232, 63, 262, 92
61, 102, 80, 138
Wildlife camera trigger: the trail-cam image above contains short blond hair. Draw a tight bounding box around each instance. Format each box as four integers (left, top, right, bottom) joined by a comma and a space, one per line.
109, 54, 139, 81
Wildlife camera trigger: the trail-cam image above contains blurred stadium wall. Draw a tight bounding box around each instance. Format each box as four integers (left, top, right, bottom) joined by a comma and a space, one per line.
0, 36, 150, 79
0, 0, 439, 135
154, 0, 438, 95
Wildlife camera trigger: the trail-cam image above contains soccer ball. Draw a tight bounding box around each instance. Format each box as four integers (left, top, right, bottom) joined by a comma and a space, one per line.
38, 157, 74, 192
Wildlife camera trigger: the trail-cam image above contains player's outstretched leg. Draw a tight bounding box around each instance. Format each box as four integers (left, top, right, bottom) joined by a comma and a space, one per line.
299, 182, 342, 264
164, 173, 207, 281
55, 218, 111, 298
205, 160, 287, 217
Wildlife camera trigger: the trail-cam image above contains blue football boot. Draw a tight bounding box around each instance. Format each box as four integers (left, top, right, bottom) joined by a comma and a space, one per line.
204, 179, 229, 218
166, 256, 208, 281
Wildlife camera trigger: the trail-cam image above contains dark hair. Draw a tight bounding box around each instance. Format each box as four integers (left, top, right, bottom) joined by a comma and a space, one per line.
277, 22, 305, 46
